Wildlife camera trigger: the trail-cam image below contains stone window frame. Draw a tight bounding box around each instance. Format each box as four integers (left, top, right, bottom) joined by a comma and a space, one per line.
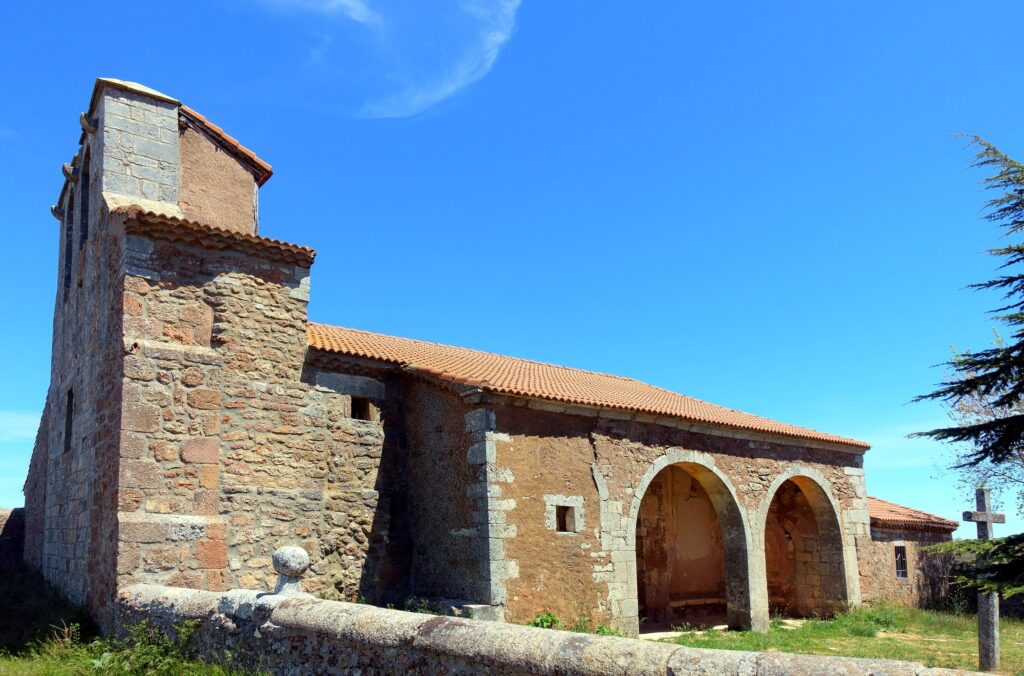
544, 495, 584, 535
893, 542, 909, 580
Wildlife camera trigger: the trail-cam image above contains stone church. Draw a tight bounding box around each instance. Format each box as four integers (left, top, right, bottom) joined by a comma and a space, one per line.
21, 79, 957, 635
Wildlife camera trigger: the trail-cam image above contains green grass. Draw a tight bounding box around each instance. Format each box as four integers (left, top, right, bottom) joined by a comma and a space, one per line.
665, 603, 1024, 674
0, 555, 257, 675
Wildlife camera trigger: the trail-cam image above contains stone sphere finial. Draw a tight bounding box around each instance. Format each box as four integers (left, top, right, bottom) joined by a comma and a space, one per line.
272, 546, 310, 595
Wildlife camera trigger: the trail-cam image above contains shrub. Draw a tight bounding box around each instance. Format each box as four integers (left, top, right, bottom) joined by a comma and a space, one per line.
528, 612, 561, 629
594, 624, 624, 637
402, 596, 435, 615
570, 617, 591, 633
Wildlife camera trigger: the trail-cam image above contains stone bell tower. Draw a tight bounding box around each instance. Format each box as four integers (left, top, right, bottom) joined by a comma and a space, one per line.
22, 79, 290, 630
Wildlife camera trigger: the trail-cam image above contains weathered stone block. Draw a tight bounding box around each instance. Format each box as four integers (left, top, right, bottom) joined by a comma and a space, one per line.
194, 540, 227, 569
181, 438, 219, 464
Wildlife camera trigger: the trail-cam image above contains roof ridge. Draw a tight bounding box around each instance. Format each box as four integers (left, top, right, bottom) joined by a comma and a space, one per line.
309, 322, 650, 383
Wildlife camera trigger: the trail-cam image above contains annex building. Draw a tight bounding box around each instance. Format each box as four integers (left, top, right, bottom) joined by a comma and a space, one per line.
21, 79, 958, 634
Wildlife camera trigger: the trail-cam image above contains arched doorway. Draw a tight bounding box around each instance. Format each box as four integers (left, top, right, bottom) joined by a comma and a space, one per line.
763, 476, 848, 617
633, 461, 751, 631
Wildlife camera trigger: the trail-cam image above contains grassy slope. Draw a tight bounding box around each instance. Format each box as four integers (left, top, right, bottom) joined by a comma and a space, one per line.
667, 604, 1024, 674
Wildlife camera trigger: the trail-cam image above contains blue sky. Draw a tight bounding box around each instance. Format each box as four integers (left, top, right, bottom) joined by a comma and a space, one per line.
1, 2, 1023, 537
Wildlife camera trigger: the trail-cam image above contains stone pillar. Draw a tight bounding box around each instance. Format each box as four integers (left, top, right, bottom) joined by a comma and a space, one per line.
745, 527, 770, 632
842, 466, 869, 608
464, 408, 516, 618
979, 592, 1000, 671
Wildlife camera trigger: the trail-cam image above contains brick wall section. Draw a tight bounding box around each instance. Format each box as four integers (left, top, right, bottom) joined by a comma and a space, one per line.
860, 526, 953, 607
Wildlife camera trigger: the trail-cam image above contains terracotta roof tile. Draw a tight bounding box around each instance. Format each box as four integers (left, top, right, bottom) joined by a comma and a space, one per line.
868, 496, 958, 532
179, 105, 273, 186
113, 205, 315, 266
308, 323, 870, 450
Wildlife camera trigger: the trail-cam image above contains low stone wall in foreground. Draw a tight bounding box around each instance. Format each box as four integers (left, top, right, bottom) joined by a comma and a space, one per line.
119, 584, 973, 675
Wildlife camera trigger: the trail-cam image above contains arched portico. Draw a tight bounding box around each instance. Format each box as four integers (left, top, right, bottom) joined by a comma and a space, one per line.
756, 467, 856, 617
626, 450, 763, 631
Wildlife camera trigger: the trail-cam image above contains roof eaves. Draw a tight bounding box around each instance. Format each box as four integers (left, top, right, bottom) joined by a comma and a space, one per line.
111, 204, 315, 267
179, 105, 273, 186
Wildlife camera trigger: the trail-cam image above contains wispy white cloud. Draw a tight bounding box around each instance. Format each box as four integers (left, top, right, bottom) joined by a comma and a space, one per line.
0, 411, 39, 443
262, 0, 381, 23
362, 0, 521, 118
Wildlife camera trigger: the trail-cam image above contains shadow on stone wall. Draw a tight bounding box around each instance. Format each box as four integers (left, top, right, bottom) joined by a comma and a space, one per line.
0, 508, 25, 565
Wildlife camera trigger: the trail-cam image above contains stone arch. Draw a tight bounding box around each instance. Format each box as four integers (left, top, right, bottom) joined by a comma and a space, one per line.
757, 466, 851, 617
627, 449, 755, 630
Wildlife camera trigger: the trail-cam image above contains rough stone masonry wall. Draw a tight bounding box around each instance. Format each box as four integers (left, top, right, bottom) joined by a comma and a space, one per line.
402, 381, 484, 603
860, 526, 954, 608
116, 582, 968, 675
0, 508, 25, 562
22, 122, 126, 626
116, 225, 397, 613
314, 368, 388, 603
489, 404, 869, 632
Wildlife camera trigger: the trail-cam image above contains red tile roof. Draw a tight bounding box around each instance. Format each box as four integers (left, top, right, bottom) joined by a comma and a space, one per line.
307, 323, 870, 450
113, 205, 315, 266
179, 105, 273, 186
868, 496, 958, 532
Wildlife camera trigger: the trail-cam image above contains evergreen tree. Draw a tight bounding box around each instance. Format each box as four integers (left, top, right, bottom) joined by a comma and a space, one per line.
941, 334, 1024, 515
915, 137, 1024, 467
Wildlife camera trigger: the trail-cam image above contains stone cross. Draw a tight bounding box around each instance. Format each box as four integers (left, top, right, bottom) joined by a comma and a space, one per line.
963, 487, 1006, 672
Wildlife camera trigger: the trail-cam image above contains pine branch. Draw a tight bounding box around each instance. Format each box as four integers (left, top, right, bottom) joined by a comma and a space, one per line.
917, 136, 1024, 466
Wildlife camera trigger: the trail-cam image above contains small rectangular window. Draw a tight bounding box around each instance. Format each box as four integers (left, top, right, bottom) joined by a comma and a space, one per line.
63, 389, 75, 454
63, 192, 74, 300
555, 505, 575, 533
894, 545, 908, 579
79, 154, 90, 247
350, 396, 378, 421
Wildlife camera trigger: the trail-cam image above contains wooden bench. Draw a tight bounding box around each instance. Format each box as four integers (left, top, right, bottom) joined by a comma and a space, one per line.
669, 595, 727, 609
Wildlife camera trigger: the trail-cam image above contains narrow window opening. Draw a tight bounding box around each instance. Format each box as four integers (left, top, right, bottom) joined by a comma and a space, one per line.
63, 389, 75, 454
79, 151, 90, 247
350, 396, 376, 421
63, 191, 74, 300
555, 505, 575, 533
894, 545, 908, 579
